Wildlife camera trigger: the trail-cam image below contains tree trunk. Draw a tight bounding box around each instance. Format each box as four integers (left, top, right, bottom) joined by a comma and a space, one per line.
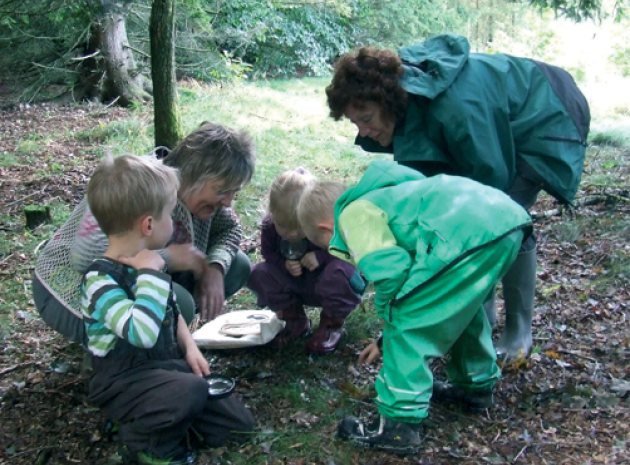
75, 23, 106, 102
97, 8, 151, 106
150, 0, 183, 149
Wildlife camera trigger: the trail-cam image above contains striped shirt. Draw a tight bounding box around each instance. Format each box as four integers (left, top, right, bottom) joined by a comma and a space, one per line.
80, 259, 172, 357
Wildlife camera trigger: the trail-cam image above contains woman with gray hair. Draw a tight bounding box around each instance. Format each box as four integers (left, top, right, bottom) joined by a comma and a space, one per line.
33, 122, 256, 345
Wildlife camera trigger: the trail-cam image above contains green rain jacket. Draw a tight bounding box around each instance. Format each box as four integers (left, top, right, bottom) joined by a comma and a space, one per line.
329, 160, 532, 317
356, 34, 590, 205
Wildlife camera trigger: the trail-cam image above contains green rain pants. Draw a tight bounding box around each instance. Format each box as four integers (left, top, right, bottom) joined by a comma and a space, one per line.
375, 231, 523, 422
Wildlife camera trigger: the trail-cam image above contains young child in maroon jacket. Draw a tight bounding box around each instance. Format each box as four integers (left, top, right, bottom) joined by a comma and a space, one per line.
247, 168, 364, 355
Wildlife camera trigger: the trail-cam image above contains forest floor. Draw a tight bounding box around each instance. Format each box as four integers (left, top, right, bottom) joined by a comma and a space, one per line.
0, 102, 629, 465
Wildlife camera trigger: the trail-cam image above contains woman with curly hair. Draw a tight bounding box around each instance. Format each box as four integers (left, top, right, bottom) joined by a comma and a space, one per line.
326, 34, 590, 360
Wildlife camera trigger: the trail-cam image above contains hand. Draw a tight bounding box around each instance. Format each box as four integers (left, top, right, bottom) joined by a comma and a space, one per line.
184, 344, 210, 377
358, 341, 382, 365
162, 243, 207, 277
196, 263, 225, 321
285, 259, 303, 277
177, 314, 210, 376
117, 249, 164, 271
300, 252, 319, 271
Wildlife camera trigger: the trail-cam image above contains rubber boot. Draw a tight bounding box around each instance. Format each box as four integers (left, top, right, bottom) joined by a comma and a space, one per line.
306, 313, 344, 355
496, 246, 536, 359
269, 306, 311, 349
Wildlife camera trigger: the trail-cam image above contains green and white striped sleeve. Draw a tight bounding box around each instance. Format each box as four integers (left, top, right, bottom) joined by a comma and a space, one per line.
82, 269, 171, 353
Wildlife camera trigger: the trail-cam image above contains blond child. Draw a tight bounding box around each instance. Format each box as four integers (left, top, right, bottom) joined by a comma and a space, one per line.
247, 167, 364, 354
80, 154, 253, 464
297, 160, 531, 454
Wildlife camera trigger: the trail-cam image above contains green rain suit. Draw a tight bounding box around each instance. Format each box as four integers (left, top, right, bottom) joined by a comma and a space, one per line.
356, 34, 590, 205
329, 160, 532, 422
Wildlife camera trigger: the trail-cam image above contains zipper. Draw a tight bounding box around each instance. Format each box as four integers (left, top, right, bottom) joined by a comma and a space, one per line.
539, 135, 588, 147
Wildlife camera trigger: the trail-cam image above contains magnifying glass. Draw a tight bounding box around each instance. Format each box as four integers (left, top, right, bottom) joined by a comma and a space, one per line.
204, 374, 236, 399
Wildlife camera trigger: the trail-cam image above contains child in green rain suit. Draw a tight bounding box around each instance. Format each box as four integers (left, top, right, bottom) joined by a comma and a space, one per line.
297, 160, 532, 455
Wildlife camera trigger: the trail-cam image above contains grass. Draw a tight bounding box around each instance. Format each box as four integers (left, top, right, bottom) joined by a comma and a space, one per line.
0, 77, 390, 464
0, 200, 73, 332
91, 77, 387, 234
2, 76, 630, 464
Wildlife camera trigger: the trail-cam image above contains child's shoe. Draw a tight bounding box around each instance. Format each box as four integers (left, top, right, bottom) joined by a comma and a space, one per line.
269, 306, 311, 349
337, 415, 423, 455
306, 314, 344, 355
432, 380, 494, 411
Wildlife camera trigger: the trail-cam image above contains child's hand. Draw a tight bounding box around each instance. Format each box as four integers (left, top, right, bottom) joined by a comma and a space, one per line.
118, 249, 164, 271
300, 252, 319, 271
285, 259, 303, 277
177, 314, 210, 376
358, 341, 382, 365
184, 344, 211, 377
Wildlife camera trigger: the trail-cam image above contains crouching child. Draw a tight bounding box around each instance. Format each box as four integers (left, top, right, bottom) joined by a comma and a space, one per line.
248, 167, 364, 354
296, 160, 532, 455
80, 154, 254, 464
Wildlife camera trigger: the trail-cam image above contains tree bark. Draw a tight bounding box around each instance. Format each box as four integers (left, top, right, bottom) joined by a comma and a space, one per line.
150, 0, 183, 149
97, 7, 151, 106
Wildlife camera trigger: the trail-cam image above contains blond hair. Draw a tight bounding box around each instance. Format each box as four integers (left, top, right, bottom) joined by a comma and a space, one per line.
87, 154, 180, 235
297, 181, 346, 240
268, 167, 316, 230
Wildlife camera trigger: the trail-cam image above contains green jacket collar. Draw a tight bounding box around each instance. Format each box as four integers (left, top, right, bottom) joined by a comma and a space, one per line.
399, 34, 469, 99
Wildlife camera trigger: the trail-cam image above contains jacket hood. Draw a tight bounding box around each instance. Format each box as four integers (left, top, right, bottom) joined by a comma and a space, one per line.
399, 34, 470, 99
329, 161, 424, 255
336, 160, 425, 210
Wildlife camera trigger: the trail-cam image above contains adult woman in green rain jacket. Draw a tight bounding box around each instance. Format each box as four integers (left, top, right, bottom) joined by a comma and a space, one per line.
326, 34, 590, 358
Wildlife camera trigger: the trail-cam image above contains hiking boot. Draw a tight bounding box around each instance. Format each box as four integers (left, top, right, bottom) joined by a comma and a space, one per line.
306, 314, 344, 355
432, 380, 494, 412
269, 306, 311, 349
337, 415, 423, 456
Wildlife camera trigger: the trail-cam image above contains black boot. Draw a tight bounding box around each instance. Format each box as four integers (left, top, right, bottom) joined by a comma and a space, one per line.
432, 380, 493, 412
337, 415, 423, 455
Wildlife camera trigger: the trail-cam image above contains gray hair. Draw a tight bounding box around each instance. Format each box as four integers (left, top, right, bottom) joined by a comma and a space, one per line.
163, 122, 255, 197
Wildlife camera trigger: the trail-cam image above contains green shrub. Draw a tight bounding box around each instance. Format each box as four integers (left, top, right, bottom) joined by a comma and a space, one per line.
610, 46, 630, 77
589, 126, 630, 149
215, 2, 352, 78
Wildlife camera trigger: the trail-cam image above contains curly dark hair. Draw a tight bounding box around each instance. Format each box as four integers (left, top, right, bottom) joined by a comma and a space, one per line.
326, 47, 407, 125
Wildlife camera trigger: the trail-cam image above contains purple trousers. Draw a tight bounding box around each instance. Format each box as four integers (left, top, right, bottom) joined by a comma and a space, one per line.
247, 260, 361, 321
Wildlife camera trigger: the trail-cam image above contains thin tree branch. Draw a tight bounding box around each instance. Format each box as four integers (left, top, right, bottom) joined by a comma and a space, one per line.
0, 362, 37, 377
31, 61, 79, 73
531, 193, 629, 220
70, 50, 101, 61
